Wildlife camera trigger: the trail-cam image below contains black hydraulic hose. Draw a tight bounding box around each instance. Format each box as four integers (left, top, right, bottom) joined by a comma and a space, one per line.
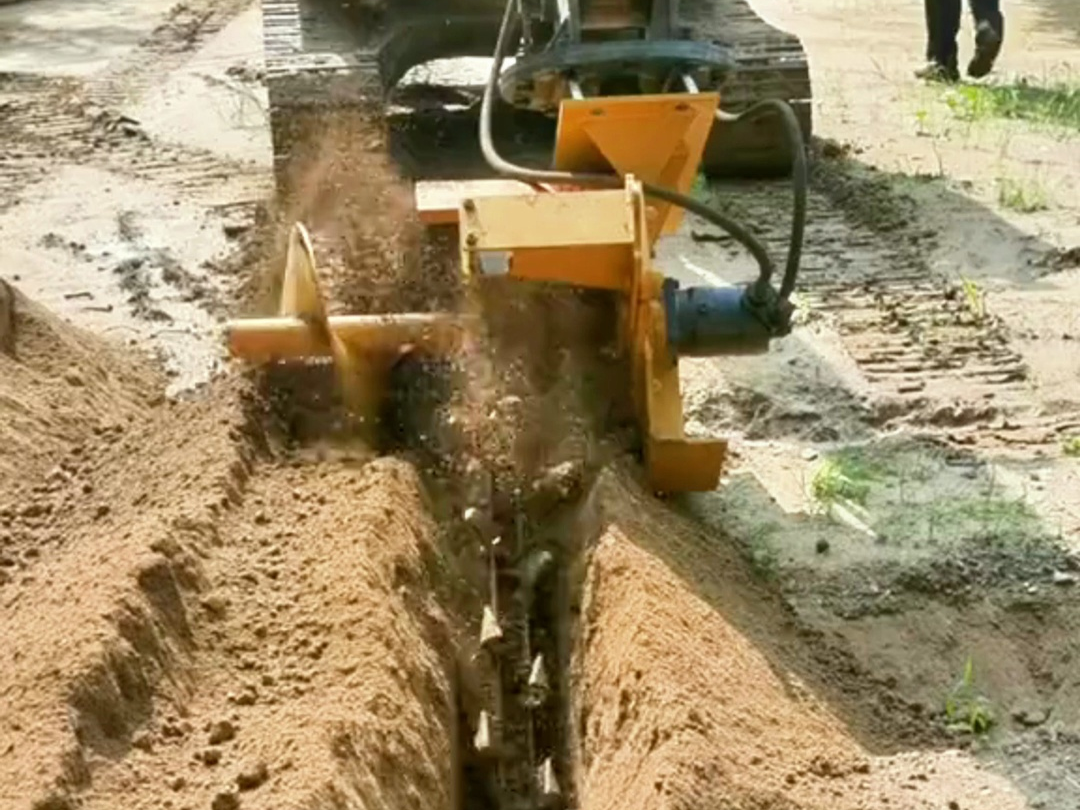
715, 100, 807, 300
478, 0, 785, 302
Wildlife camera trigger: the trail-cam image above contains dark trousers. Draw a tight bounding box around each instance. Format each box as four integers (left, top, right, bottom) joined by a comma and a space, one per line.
924, 0, 1004, 66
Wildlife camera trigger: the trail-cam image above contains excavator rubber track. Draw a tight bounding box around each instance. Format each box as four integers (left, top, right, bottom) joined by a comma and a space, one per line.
261, 0, 812, 192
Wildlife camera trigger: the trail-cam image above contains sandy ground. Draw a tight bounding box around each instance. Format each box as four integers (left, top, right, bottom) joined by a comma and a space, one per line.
1, 0, 1079, 809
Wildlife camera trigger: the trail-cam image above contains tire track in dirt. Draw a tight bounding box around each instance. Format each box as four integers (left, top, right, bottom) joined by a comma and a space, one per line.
682, 157, 1080, 449
0, 0, 264, 215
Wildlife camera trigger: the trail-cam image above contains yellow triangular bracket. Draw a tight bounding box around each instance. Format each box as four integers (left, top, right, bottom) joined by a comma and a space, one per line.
553, 92, 719, 237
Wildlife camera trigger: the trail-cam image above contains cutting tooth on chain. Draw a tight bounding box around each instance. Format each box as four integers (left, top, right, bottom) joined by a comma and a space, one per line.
473, 709, 493, 755
538, 757, 561, 806
524, 653, 550, 708
480, 604, 503, 647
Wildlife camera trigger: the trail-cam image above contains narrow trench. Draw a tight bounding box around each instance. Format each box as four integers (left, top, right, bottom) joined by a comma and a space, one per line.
455, 493, 580, 810
259, 359, 586, 810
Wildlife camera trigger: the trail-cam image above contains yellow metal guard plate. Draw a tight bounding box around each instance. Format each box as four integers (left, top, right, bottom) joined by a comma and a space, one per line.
553, 92, 720, 235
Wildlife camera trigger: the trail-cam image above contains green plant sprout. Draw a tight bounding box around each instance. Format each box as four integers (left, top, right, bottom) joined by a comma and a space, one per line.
944, 655, 995, 735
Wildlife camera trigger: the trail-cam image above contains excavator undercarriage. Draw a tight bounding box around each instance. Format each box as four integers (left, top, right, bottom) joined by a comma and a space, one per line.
262, 0, 812, 184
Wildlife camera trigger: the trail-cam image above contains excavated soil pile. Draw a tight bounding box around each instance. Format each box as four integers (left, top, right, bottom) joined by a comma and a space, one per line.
568, 466, 1031, 810
0, 365, 461, 810
0, 280, 160, 493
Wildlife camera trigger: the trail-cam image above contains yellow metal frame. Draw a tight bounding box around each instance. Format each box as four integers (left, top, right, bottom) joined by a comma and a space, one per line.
224, 91, 728, 492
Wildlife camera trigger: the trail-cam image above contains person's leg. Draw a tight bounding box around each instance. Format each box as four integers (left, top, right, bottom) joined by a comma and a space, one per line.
917, 0, 961, 81
924, 0, 940, 62
934, 0, 962, 72
967, 0, 1004, 78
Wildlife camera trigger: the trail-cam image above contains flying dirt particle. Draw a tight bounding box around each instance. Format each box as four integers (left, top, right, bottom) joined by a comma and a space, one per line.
169, 776, 186, 791
948, 803, 960, 810
254, 512, 270, 525
210, 791, 240, 810
93, 505, 110, 520
207, 720, 236, 746
816, 538, 830, 555
235, 760, 269, 791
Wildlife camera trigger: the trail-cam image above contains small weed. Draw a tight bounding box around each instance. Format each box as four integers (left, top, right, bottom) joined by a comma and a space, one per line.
810, 456, 874, 507
944, 656, 995, 735
740, 522, 781, 580
690, 171, 709, 201
1064, 436, 1080, 457
996, 176, 1049, 213
944, 79, 1080, 130
914, 107, 931, 135
959, 274, 986, 321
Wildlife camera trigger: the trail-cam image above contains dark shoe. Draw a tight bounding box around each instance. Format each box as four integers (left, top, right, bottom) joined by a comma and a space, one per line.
915, 61, 960, 83
968, 20, 1002, 78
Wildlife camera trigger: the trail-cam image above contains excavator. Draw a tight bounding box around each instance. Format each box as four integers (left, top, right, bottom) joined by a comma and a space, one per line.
229, 0, 811, 494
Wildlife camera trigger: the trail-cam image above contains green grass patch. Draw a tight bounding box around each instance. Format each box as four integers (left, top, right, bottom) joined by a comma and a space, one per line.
996, 176, 1050, 213
944, 79, 1080, 130
808, 443, 1049, 547
882, 487, 1043, 547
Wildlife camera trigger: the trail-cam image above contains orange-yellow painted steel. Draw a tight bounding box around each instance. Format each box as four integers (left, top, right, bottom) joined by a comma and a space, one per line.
224, 92, 728, 492
553, 92, 719, 237
454, 173, 725, 492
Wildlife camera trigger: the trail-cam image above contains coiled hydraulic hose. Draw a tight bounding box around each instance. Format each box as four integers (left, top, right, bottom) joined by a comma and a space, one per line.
479, 0, 807, 318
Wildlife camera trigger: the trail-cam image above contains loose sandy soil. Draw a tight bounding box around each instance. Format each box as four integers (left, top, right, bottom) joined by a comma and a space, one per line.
1, 1, 1078, 809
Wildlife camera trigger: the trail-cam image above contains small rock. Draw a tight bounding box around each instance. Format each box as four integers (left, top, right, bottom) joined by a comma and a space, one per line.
211, 791, 240, 810
231, 685, 258, 706
253, 512, 270, 525
1051, 571, 1077, 586
63, 368, 85, 387
948, 802, 960, 810
94, 504, 111, 520
169, 775, 186, 791
801, 448, 819, 461
815, 538, 830, 555
1012, 705, 1050, 727
236, 760, 269, 791
208, 720, 237, 745
201, 747, 223, 766
201, 593, 230, 619
131, 730, 154, 752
